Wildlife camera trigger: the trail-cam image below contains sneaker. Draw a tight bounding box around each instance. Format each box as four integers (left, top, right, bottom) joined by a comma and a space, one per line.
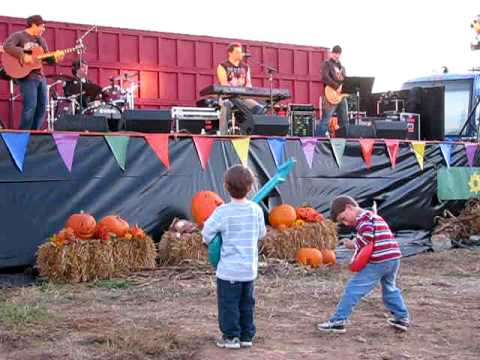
216, 337, 241, 349
316, 320, 346, 334
240, 340, 253, 347
387, 318, 410, 332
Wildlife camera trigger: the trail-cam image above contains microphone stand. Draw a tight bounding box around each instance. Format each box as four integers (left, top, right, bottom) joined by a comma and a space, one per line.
245, 56, 278, 115
75, 25, 97, 114
8, 80, 20, 128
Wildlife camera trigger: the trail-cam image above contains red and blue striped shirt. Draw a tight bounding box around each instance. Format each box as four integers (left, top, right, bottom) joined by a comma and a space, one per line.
354, 210, 402, 263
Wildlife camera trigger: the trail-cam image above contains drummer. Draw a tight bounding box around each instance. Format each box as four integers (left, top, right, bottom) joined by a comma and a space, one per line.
63, 59, 99, 110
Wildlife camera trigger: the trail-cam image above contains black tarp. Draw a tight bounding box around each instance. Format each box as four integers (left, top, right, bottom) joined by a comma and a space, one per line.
0, 134, 469, 268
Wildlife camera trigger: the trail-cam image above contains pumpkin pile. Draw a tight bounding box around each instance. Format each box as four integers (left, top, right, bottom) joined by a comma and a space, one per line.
37, 212, 156, 283
268, 205, 324, 230
296, 207, 324, 223
295, 248, 336, 268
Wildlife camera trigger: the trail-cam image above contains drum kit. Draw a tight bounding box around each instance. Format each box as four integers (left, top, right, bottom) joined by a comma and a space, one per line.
46, 72, 139, 130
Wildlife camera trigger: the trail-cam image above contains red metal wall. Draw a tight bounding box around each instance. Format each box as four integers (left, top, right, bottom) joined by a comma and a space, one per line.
0, 15, 328, 129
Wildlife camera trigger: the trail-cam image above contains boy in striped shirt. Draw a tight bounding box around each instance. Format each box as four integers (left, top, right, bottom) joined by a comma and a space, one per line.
202, 165, 266, 349
318, 195, 410, 333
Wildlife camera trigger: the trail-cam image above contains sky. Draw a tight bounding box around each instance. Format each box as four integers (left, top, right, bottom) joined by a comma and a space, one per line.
2, 1, 479, 92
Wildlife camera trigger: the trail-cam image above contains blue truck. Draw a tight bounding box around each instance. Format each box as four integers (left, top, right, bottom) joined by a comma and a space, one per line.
402, 71, 480, 139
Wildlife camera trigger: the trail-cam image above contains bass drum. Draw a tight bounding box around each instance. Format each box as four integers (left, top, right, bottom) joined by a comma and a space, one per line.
55, 97, 77, 118
82, 103, 123, 131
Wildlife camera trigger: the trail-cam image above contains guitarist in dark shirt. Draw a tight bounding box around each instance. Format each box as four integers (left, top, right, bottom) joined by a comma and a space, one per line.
316, 45, 348, 137
3, 15, 64, 130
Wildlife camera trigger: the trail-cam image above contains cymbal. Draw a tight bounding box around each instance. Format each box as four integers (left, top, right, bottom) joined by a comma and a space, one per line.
46, 74, 74, 82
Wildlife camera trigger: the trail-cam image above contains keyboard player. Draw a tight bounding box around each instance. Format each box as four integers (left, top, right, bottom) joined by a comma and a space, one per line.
216, 43, 265, 134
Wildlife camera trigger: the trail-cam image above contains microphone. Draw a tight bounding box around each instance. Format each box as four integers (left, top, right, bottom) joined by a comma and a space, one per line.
242, 52, 252, 58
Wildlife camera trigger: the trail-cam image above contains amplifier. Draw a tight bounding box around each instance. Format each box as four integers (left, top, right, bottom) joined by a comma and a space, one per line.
288, 103, 315, 112
289, 111, 315, 137
288, 104, 315, 137
171, 107, 220, 134
399, 112, 421, 140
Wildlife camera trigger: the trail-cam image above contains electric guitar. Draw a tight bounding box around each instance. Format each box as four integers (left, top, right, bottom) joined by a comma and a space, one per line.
1, 44, 83, 79
324, 84, 348, 105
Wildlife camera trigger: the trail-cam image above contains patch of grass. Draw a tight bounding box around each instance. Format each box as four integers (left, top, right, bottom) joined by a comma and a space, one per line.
92, 329, 200, 360
87, 278, 135, 290
0, 301, 50, 327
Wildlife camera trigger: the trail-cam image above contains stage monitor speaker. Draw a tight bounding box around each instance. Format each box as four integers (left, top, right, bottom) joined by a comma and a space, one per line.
336, 124, 375, 138
55, 114, 109, 132
373, 120, 408, 139
406, 86, 445, 140
241, 115, 289, 136
123, 109, 172, 133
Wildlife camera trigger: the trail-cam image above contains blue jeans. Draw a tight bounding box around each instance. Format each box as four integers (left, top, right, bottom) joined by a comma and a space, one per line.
315, 98, 349, 136
331, 259, 409, 322
18, 78, 48, 130
217, 278, 256, 340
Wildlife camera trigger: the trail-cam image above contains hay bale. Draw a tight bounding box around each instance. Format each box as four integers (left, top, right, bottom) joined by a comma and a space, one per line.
129, 236, 157, 270
158, 231, 207, 265
260, 221, 337, 261
37, 235, 157, 283
87, 240, 116, 280
112, 238, 133, 273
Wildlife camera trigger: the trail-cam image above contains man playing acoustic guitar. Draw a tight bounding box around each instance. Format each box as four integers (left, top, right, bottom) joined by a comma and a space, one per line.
3, 15, 64, 130
316, 45, 348, 137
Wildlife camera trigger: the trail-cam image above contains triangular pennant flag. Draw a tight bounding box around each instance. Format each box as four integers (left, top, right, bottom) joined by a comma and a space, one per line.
384, 140, 400, 169
440, 143, 453, 168
300, 137, 317, 169
231, 138, 250, 167
411, 141, 426, 170
105, 135, 130, 171
465, 143, 478, 167
359, 139, 375, 168
193, 136, 215, 170
53, 133, 79, 172
145, 134, 170, 169
1, 132, 30, 172
330, 138, 346, 168
267, 138, 286, 168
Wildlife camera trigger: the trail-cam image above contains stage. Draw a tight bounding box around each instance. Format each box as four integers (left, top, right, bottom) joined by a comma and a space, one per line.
0, 130, 470, 268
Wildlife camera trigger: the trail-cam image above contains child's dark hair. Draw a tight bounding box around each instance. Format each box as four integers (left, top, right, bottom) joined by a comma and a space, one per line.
224, 165, 254, 199
330, 195, 358, 221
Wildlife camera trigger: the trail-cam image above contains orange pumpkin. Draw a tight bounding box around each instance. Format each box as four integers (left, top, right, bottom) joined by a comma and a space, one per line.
296, 248, 323, 268
130, 225, 146, 239
97, 215, 130, 237
66, 211, 96, 240
269, 204, 297, 229
56, 227, 76, 245
321, 249, 336, 265
191, 191, 224, 227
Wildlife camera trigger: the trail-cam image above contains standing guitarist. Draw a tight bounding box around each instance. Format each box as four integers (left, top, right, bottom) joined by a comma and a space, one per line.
316, 45, 348, 137
3, 15, 64, 130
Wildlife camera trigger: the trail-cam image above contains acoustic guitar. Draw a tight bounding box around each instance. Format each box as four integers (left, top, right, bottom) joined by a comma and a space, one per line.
324, 84, 348, 105
1, 44, 83, 79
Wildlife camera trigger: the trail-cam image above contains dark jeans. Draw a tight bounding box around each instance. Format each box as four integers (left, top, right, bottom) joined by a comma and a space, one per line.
315, 98, 349, 136
217, 278, 256, 341
223, 98, 265, 135
18, 77, 48, 130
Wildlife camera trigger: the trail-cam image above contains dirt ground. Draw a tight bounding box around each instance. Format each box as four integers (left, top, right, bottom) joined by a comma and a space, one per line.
1, 249, 479, 360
